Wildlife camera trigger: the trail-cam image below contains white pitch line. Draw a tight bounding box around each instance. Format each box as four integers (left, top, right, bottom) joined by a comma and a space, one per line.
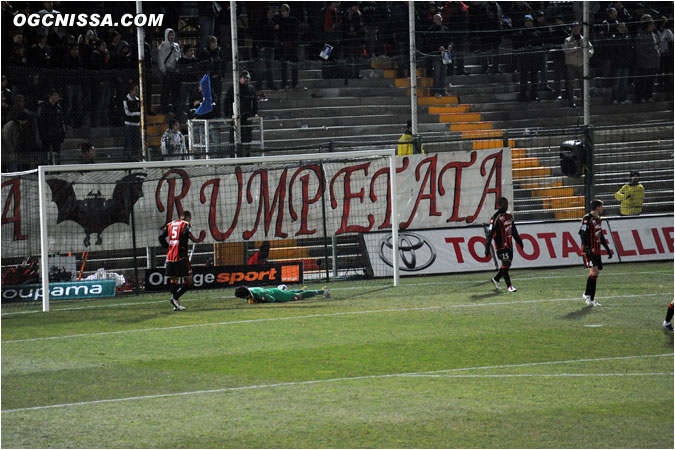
2, 270, 671, 317
2, 353, 671, 413
2, 293, 668, 344
401, 372, 673, 378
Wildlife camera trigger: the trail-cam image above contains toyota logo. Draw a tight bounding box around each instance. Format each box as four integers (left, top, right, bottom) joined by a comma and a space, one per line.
378, 232, 436, 271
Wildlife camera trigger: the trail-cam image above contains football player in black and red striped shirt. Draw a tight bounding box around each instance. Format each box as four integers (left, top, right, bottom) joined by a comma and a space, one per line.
663, 301, 674, 332
578, 199, 613, 307
159, 210, 193, 311
484, 197, 524, 292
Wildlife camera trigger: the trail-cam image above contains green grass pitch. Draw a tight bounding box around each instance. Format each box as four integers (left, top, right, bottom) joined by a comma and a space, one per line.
2, 261, 673, 448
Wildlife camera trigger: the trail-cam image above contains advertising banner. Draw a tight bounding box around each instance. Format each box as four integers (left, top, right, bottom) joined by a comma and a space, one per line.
363, 215, 674, 277
1, 279, 117, 302
2, 150, 512, 255
144, 262, 304, 291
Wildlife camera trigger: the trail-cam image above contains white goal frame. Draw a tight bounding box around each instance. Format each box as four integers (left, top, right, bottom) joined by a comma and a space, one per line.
36, 150, 400, 312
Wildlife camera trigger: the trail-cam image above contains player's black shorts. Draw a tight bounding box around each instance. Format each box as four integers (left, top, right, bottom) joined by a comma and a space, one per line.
166, 258, 192, 278
583, 253, 603, 270
497, 248, 513, 265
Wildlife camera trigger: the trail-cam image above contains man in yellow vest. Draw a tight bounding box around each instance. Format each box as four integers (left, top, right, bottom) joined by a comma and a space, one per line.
397, 120, 424, 156
614, 170, 645, 215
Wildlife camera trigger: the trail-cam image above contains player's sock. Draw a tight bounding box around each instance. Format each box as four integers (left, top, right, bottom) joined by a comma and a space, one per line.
666, 303, 674, 322
298, 290, 322, 299
502, 269, 511, 287
170, 281, 179, 299
176, 283, 190, 300
494, 268, 503, 281
586, 275, 597, 300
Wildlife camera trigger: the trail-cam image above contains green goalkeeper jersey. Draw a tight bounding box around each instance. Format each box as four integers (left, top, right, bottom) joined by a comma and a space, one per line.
247, 287, 301, 303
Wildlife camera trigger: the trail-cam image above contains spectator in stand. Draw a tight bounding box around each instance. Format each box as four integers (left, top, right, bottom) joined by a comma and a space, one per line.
610, 1, 632, 24
161, 119, 188, 161
506, 1, 534, 32
79, 142, 96, 164
158, 28, 182, 114
2, 112, 36, 172
609, 22, 633, 104
89, 39, 112, 127
1, 75, 13, 124
320, 1, 342, 58
37, 1, 62, 47
614, 170, 644, 215
390, 2, 409, 77
3, 31, 24, 65
123, 84, 141, 161
27, 34, 53, 69
198, 2, 222, 53
176, 44, 199, 119
248, 241, 271, 264
441, 1, 470, 76
21, 73, 53, 112
342, 2, 364, 68
361, 1, 379, 57
516, 15, 542, 102
597, 7, 620, 88
255, 6, 278, 91
563, 22, 594, 108
656, 16, 673, 98
275, 4, 300, 89
108, 31, 123, 57
198, 36, 226, 114
225, 71, 258, 156
419, 1, 439, 29
7, 43, 27, 68
550, 15, 569, 100
634, 14, 660, 103
425, 13, 450, 98
534, 10, 553, 91
61, 43, 84, 128
397, 120, 424, 156
37, 89, 65, 164
78, 29, 96, 66
478, 2, 504, 74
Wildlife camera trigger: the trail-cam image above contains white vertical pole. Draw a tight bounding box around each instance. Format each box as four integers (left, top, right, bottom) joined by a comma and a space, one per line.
136, 0, 147, 160
389, 153, 400, 287
230, 1, 241, 152
37, 166, 50, 312
408, 1, 418, 136
582, 1, 590, 126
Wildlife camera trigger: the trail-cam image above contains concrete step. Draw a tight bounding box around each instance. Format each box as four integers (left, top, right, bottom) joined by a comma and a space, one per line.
259, 104, 413, 120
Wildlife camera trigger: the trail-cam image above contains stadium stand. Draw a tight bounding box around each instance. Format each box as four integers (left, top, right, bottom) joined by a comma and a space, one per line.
1, 1, 673, 224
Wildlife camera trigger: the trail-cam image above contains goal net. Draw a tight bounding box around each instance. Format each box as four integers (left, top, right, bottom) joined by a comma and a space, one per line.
1, 150, 399, 313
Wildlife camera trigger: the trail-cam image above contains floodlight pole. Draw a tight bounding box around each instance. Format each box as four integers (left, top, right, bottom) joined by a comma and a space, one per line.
230, 0, 242, 155
136, 0, 147, 160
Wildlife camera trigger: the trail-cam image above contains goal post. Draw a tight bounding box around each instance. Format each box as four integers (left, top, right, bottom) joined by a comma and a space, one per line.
22, 150, 400, 312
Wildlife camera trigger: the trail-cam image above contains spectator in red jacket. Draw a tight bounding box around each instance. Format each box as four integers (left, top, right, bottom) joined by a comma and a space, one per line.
248, 241, 271, 265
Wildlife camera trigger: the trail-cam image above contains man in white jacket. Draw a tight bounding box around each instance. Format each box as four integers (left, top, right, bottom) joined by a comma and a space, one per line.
158, 28, 181, 114
563, 22, 593, 108
160, 119, 188, 161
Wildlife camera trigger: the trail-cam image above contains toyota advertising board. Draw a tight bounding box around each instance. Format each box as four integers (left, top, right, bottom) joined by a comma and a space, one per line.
364, 215, 673, 277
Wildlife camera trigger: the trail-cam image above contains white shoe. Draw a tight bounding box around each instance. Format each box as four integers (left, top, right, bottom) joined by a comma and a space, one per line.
322, 286, 331, 299
491, 277, 501, 290
171, 297, 186, 311
507, 285, 517, 292
589, 300, 601, 307
583, 293, 592, 306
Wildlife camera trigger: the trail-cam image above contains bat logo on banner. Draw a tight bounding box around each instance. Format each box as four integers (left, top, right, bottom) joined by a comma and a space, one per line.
46, 173, 147, 247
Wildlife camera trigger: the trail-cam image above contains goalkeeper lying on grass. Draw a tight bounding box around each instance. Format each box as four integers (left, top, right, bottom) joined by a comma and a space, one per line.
234, 285, 330, 303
